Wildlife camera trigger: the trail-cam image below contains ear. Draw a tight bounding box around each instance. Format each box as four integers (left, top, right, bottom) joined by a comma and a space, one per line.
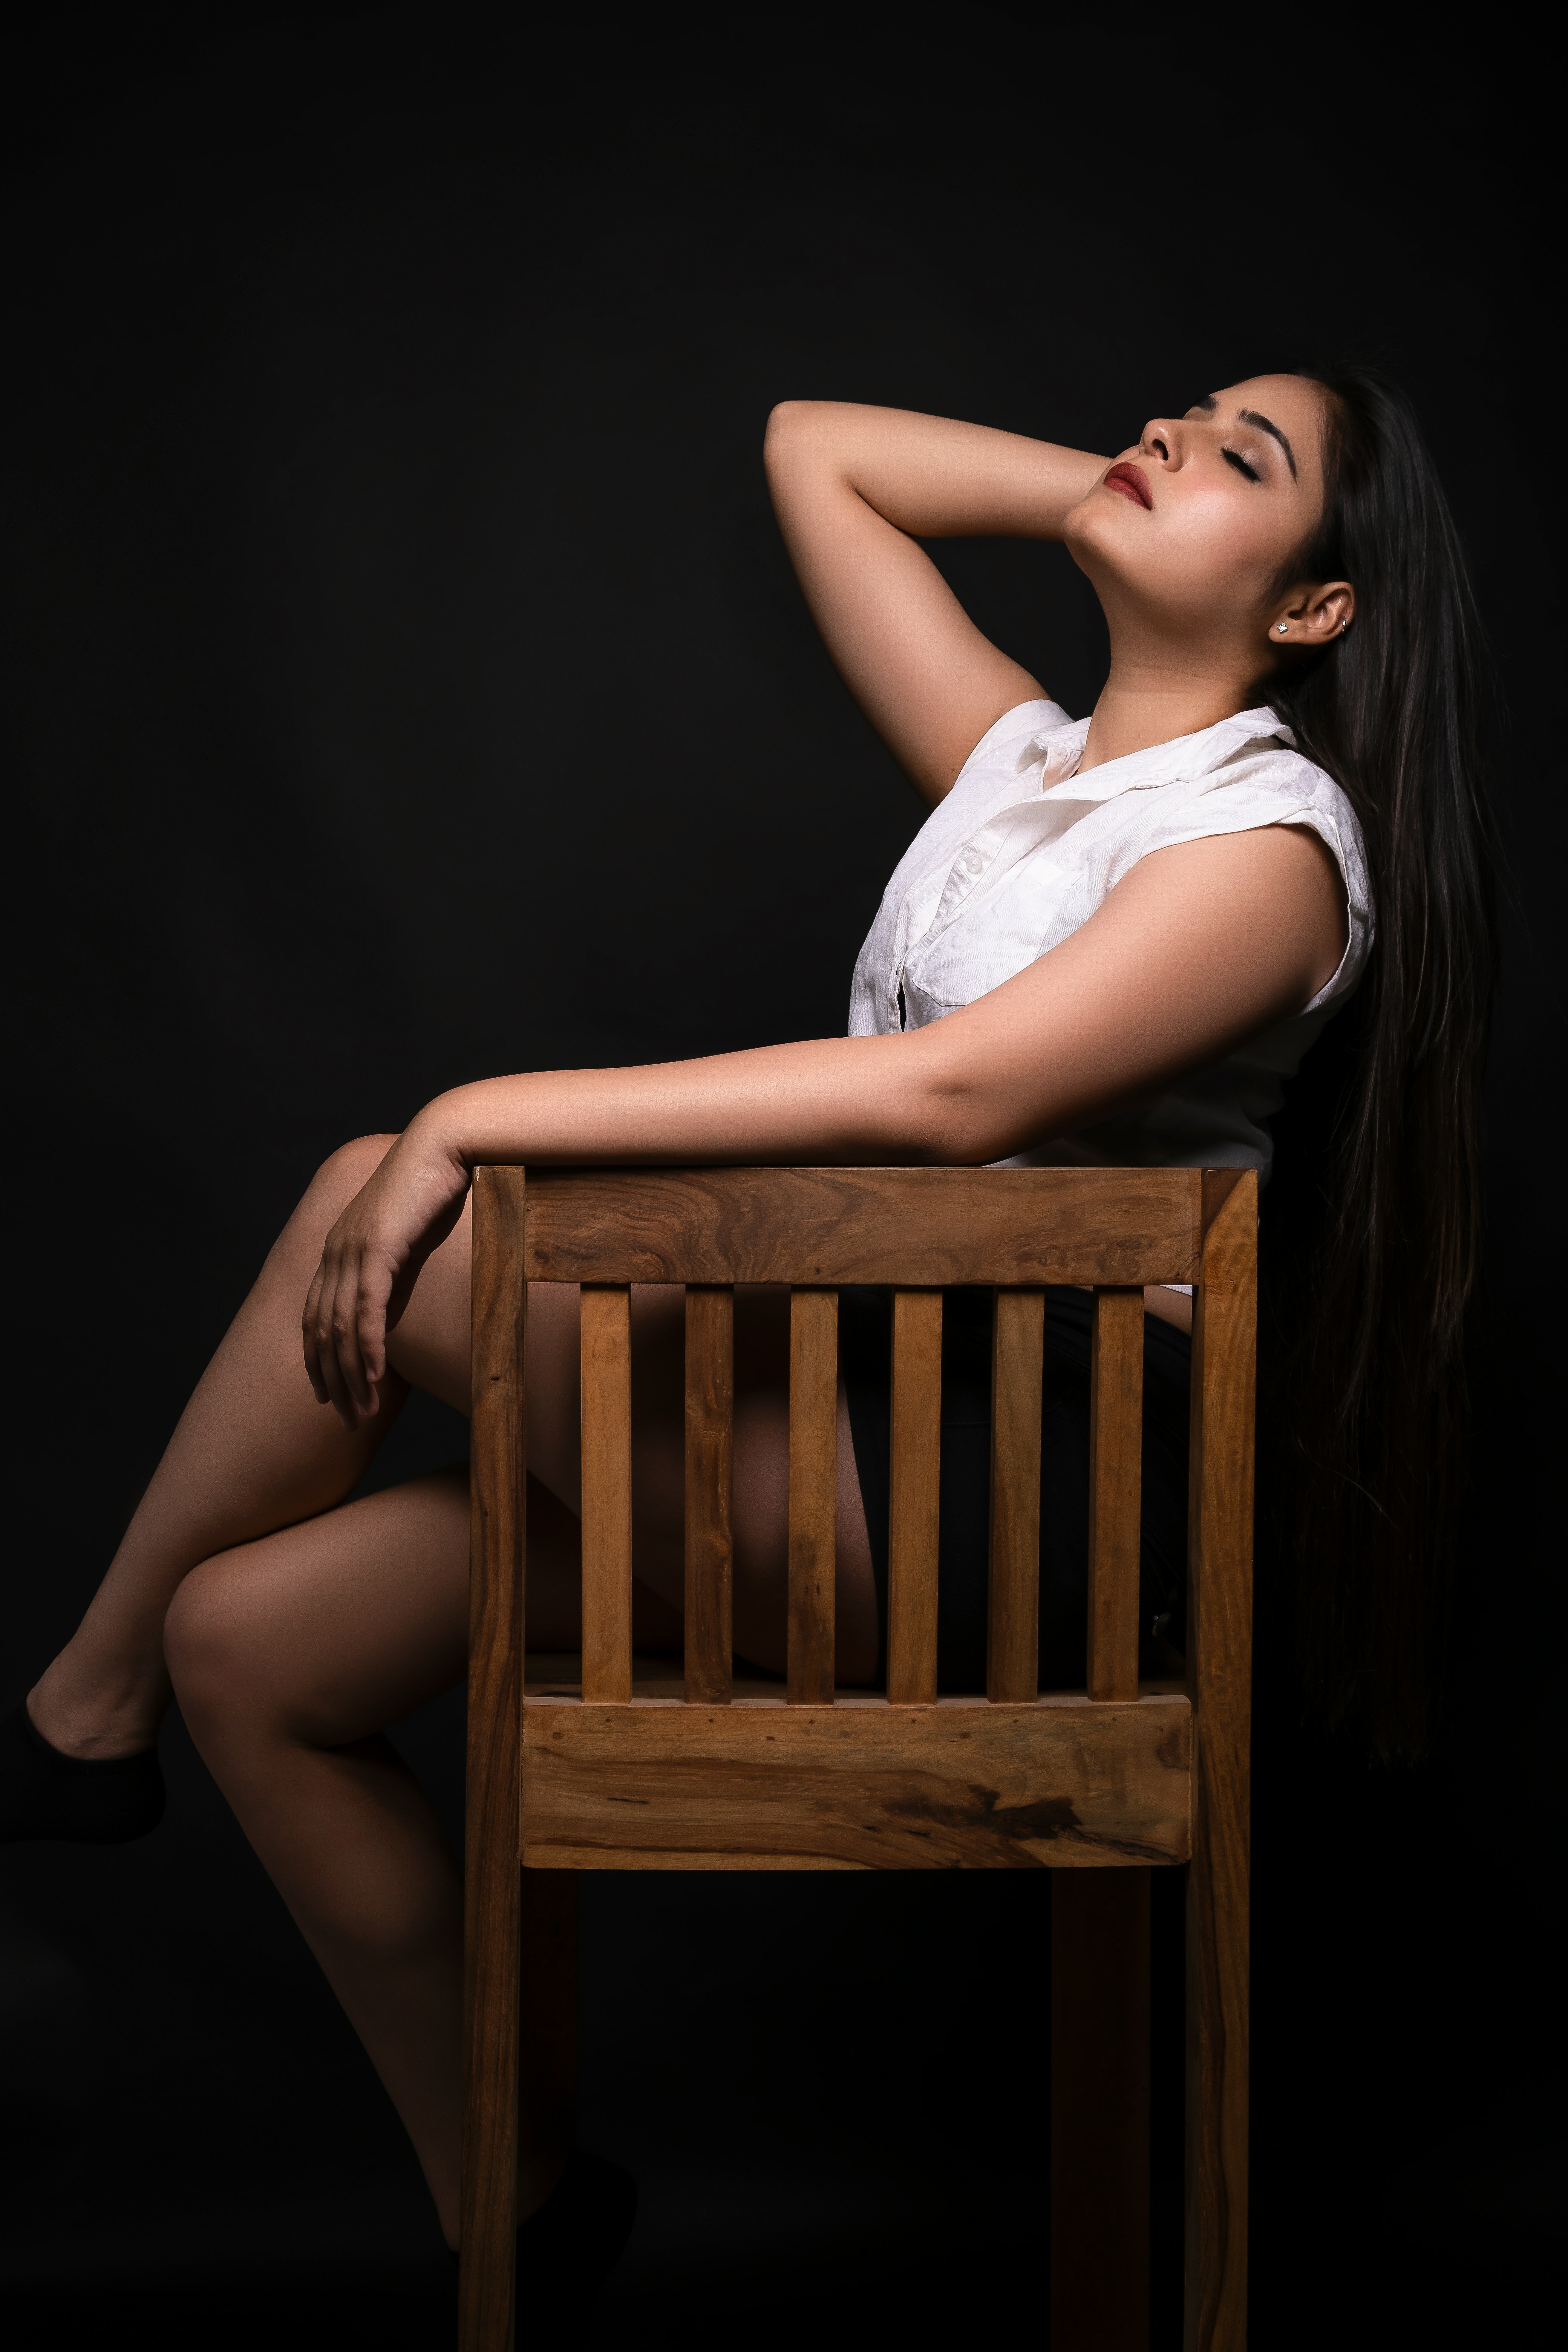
1265, 579, 1355, 652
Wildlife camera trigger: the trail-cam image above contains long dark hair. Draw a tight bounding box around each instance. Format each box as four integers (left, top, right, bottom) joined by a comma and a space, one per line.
1260, 363, 1497, 1759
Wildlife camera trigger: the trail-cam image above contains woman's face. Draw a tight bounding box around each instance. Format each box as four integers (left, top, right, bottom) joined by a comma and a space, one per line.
1063, 374, 1337, 650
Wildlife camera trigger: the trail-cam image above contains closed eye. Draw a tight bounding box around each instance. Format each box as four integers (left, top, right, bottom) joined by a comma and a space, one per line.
1223, 447, 1261, 483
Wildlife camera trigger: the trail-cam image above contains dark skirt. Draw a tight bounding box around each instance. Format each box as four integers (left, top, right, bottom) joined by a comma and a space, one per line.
839, 1285, 1191, 1694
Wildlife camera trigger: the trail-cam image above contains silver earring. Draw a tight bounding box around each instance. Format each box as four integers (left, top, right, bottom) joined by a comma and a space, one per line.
1277, 622, 1289, 635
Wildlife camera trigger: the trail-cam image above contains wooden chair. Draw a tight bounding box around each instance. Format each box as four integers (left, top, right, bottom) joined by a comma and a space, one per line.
459, 1165, 1254, 2352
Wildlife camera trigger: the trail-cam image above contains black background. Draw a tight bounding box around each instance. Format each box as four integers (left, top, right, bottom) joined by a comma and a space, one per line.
1, 7, 1560, 2346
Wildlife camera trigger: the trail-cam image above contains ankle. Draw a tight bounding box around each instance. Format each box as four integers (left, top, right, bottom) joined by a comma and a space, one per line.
27, 1655, 167, 1760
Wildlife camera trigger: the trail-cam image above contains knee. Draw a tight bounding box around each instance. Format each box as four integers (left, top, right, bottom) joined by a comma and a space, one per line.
164, 1563, 267, 1735
269, 1134, 399, 1269
309, 1133, 400, 1217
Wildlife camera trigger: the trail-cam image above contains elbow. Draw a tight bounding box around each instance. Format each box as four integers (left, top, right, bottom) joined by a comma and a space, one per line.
897, 1052, 1020, 1168
928, 1115, 1020, 1168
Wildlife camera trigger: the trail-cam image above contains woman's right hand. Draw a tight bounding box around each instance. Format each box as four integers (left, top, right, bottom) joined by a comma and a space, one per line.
302, 1116, 473, 1428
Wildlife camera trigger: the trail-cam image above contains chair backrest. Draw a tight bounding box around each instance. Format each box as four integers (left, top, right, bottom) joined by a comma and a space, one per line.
463, 1164, 1257, 2352
470, 1162, 1257, 1722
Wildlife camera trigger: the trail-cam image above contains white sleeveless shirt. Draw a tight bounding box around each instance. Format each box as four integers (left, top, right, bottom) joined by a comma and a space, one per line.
848, 700, 1373, 1182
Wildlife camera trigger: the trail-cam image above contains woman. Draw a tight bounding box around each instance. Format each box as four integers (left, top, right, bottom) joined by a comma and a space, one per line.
2, 372, 1493, 2258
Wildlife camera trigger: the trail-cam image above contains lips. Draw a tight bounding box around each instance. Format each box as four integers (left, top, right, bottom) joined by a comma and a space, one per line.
1104, 462, 1153, 510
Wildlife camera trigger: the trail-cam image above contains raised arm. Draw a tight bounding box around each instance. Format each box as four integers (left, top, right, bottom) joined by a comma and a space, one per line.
764, 402, 1107, 803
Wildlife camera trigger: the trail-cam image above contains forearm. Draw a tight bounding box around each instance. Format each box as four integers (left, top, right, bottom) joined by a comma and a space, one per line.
308, 834, 1336, 1429
414, 1033, 988, 1173
415, 827, 1341, 1182
764, 401, 1107, 540
763, 401, 1109, 801
308, 1027, 1029, 1424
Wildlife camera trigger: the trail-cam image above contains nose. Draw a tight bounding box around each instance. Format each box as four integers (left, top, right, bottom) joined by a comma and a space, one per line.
1139, 417, 1181, 467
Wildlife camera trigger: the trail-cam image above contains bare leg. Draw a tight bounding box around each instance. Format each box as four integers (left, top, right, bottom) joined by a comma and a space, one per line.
31, 1136, 875, 1753
161, 1463, 679, 2246
164, 1467, 474, 2245
30, 1136, 419, 1757
24, 1130, 877, 2249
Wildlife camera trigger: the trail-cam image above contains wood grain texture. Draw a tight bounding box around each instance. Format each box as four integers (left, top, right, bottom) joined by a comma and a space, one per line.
887, 1289, 942, 1704
1052, 1869, 1152, 2352
988, 1288, 1045, 1704
462, 1167, 526, 2352
1199, 1165, 1248, 1238
788, 1288, 838, 1706
684, 1285, 734, 1705
1184, 1170, 1256, 2352
471, 1158, 1250, 2348
579, 1285, 633, 1707
517, 1874, 577, 2218
522, 1695, 1191, 1870
1089, 1288, 1145, 1703
522, 1166, 1200, 1286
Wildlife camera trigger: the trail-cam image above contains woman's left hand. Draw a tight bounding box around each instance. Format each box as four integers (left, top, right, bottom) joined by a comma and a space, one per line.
302, 1117, 471, 1428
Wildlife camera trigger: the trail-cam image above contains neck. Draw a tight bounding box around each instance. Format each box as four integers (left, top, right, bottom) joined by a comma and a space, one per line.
1078, 642, 1261, 774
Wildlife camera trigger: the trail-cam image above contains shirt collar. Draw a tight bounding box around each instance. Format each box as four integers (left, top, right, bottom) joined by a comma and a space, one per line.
1032, 704, 1294, 803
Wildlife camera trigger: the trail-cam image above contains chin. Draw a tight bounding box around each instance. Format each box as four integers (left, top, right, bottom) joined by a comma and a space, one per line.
1061, 496, 1122, 585
1060, 491, 1097, 546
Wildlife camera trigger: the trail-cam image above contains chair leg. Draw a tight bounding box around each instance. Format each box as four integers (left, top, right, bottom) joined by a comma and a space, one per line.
1184, 1832, 1248, 2349
1050, 1868, 1151, 2352
518, 1872, 578, 2214
1183, 1169, 1253, 2348
464, 1164, 527, 2350
460, 1850, 521, 2352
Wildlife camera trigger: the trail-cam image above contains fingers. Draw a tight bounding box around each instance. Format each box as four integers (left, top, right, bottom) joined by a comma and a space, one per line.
344, 1245, 397, 1409
357, 1259, 391, 1393
307, 1256, 357, 1427
303, 1220, 375, 1430
298, 1133, 466, 1430
302, 1259, 332, 1405
326, 1245, 380, 1426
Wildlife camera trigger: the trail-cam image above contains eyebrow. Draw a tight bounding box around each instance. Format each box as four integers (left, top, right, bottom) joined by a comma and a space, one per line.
1189, 393, 1298, 480
1236, 406, 1297, 480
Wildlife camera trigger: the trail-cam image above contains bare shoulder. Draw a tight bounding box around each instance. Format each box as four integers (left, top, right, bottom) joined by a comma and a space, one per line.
1107, 824, 1348, 1004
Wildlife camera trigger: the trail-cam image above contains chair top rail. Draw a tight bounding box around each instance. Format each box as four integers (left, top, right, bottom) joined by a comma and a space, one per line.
505, 1164, 1205, 1287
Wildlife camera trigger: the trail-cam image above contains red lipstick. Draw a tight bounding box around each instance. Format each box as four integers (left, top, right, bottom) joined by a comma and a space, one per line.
1104, 462, 1153, 510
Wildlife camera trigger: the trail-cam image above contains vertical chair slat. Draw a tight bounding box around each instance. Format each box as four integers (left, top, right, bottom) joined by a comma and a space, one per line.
461, 1167, 526, 2352
579, 1283, 633, 1706
787, 1287, 838, 1706
1089, 1286, 1145, 1701
887, 1287, 942, 1703
1184, 1170, 1255, 2352
684, 1284, 734, 1704
988, 1287, 1045, 1704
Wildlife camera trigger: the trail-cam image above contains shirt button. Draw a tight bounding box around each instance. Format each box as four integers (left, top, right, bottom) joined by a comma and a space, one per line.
963, 852, 983, 874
